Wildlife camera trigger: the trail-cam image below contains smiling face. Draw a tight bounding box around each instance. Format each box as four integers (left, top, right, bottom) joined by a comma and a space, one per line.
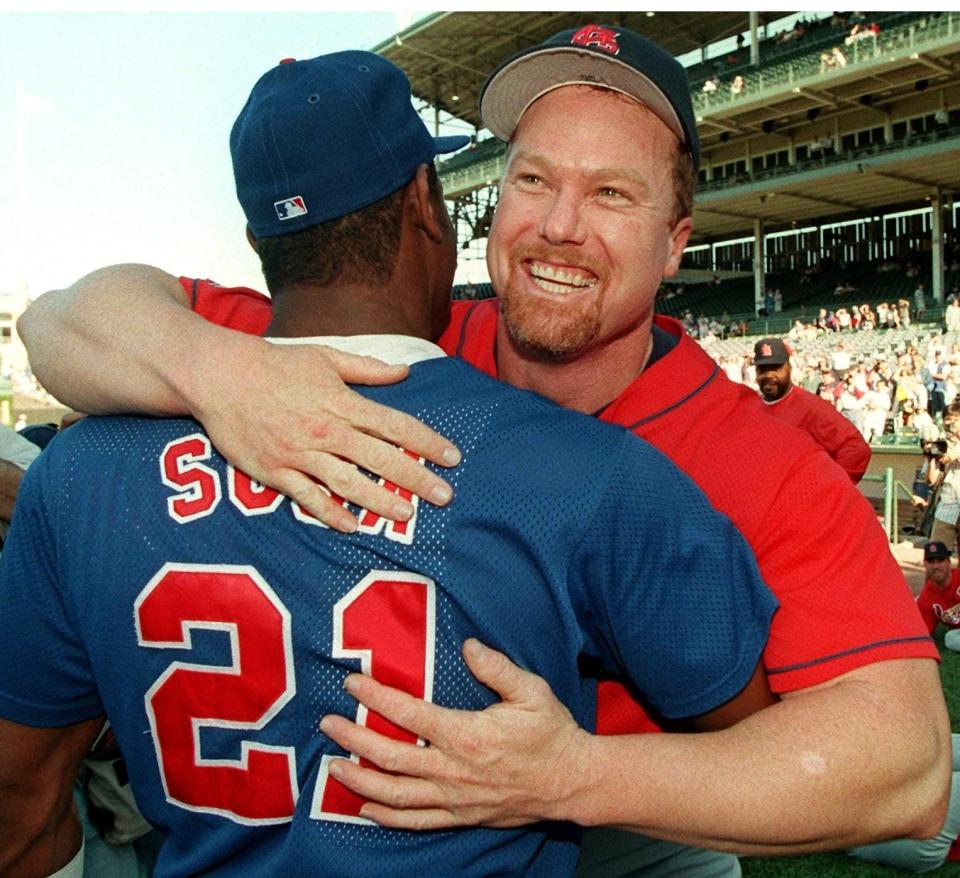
756, 361, 791, 401
487, 85, 691, 362
926, 556, 953, 589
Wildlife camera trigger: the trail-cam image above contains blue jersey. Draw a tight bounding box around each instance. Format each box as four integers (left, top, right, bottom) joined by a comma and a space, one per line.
0, 356, 775, 878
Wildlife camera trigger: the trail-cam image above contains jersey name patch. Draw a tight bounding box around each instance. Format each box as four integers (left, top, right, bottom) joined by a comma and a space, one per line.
160, 433, 420, 543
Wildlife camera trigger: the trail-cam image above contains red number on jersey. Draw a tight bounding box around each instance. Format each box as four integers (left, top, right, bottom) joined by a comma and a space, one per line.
311, 571, 436, 823
135, 563, 298, 824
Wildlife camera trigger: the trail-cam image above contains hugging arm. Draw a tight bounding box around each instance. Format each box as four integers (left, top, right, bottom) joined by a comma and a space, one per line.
18, 265, 461, 531
320, 641, 949, 854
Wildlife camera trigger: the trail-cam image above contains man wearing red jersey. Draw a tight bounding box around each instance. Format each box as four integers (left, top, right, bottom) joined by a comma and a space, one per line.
917, 540, 960, 648
20, 24, 948, 875
753, 336, 871, 482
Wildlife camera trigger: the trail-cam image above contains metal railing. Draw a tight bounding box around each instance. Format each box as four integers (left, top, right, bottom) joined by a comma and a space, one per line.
692, 11, 960, 116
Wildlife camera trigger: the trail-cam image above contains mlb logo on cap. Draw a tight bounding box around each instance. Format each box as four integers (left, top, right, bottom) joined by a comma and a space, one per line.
275, 196, 307, 221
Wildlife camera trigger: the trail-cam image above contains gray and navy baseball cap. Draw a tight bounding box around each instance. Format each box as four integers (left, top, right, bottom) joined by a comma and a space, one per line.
231, 51, 470, 238
480, 24, 700, 169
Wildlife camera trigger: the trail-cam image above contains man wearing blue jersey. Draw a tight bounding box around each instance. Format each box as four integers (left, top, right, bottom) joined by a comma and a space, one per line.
0, 52, 776, 878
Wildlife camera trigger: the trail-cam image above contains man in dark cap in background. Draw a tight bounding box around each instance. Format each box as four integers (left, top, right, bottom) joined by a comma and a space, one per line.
755, 336, 872, 483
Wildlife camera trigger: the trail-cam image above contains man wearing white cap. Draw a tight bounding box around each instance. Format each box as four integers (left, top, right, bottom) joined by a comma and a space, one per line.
20, 22, 950, 877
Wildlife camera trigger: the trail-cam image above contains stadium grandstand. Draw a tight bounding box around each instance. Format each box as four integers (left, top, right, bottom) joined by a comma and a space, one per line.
372, 9, 960, 537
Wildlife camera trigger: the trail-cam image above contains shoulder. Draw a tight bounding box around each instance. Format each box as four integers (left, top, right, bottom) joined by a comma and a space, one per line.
179, 277, 271, 335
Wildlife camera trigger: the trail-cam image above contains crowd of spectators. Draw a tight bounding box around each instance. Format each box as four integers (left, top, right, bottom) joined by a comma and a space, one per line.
699, 11, 884, 99
700, 298, 960, 446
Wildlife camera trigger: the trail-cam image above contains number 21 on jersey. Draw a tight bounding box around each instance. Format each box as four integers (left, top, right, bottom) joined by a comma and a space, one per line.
135, 563, 435, 825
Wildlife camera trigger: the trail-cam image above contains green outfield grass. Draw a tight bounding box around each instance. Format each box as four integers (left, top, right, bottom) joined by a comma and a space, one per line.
742, 629, 960, 876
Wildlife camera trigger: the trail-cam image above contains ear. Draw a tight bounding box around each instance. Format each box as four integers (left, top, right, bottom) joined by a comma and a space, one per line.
662, 216, 693, 279
245, 225, 259, 253
407, 164, 445, 245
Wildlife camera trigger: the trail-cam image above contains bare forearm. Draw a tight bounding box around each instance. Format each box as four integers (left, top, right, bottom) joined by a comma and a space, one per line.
18, 264, 260, 417
567, 660, 950, 854
0, 715, 102, 877
0, 786, 81, 878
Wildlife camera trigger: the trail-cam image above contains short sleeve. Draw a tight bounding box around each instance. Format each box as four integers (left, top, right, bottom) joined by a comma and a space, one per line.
571, 435, 778, 719
0, 454, 102, 726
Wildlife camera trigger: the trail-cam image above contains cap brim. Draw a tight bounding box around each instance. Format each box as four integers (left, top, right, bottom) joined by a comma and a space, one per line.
433, 134, 471, 155
480, 46, 684, 145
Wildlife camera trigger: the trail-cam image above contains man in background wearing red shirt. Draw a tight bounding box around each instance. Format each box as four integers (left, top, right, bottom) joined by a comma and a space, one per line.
755, 337, 872, 482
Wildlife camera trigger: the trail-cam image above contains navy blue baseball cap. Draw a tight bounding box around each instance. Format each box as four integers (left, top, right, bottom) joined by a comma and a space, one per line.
231, 51, 470, 238
480, 24, 700, 170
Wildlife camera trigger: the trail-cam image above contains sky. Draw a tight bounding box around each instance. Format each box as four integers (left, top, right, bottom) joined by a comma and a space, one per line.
0, 9, 461, 299
0, 4, 833, 301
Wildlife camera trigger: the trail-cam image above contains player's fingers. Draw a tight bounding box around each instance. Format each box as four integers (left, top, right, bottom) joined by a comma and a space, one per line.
340, 674, 459, 746
337, 388, 461, 472
270, 470, 358, 533
327, 757, 443, 811
320, 715, 436, 777
461, 639, 553, 706
360, 802, 459, 831
295, 451, 417, 523
305, 425, 454, 511
322, 348, 411, 387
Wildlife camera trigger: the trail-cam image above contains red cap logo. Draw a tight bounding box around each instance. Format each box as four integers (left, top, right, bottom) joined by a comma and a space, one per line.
571, 25, 621, 56
761, 343, 773, 357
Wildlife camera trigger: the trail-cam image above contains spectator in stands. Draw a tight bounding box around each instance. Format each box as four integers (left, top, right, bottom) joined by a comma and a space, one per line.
859, 303, 876, 330
730, 74, 745, 97
702, 74, 719, 94
928, 405, 960, 551
946, 295, 960, 333
863, 380, 893, 444
915, 282, 928, 319
820, 50, 837, 73
898, 298, 912, 328
834, 279, 855, 296
763, 289, 775, 316
839, 373, 867, 435
832, 46, 847, 68
929, 349, 950, 419
773, 288, 783, 312
831, 340, 852, 377
836, 306, 852, 331
948, 366, 960, 408
876, 302, 890, 327
754, 338, 872, 481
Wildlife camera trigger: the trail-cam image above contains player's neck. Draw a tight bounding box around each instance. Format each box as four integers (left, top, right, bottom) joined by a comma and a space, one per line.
495, 319, 654, 414
265, 281, 431, 341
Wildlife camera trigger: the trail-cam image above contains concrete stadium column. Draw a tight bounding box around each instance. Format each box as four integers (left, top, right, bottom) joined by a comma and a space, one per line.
750, 11, 760, 65
932, 186, 944, 303
754, 218, 765, 313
